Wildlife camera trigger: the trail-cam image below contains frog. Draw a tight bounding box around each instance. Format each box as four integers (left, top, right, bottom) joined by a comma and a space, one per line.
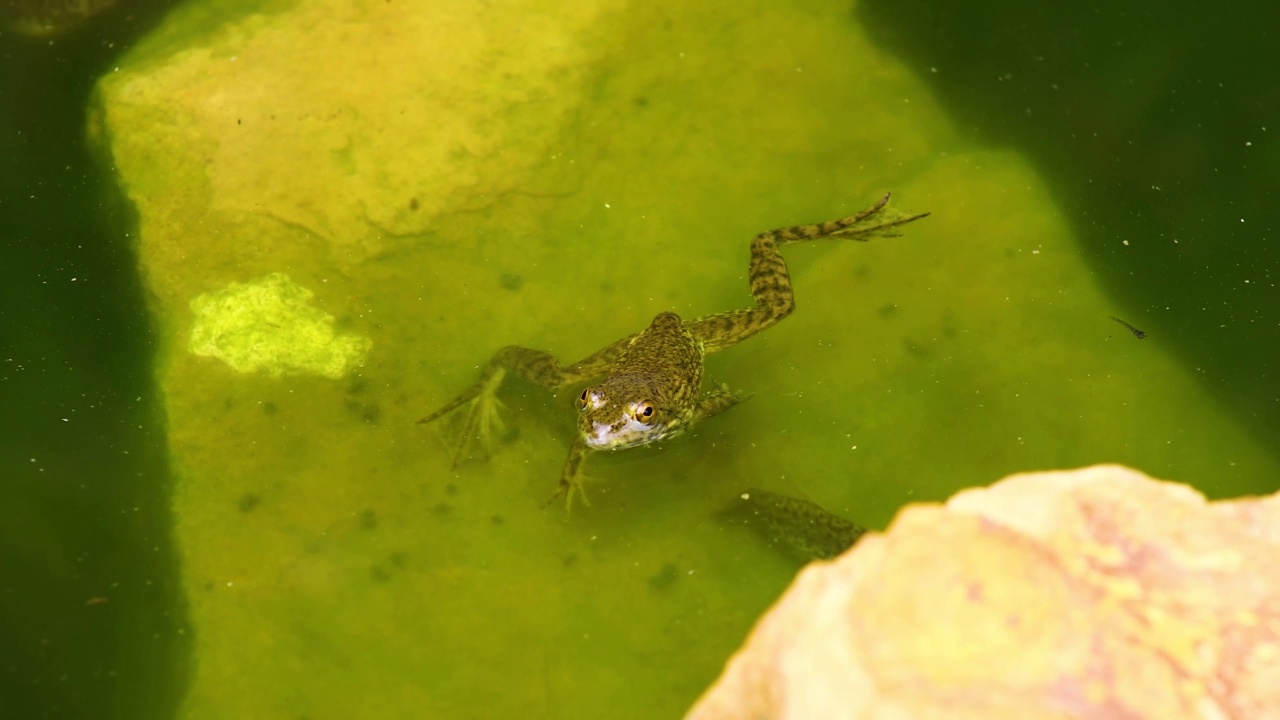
418, 193, 929, 510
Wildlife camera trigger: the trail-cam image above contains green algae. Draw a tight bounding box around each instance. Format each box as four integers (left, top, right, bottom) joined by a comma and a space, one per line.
188, 272, 370, 379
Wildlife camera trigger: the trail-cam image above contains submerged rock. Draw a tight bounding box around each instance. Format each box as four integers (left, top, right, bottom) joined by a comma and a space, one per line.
688, 465, 1280, 719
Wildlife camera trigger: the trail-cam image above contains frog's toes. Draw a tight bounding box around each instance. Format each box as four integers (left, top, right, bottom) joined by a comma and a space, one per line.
565, 476, 593, 514
714, 381, 753, 402
543, 474, 595, 515
447, 392, 510, 468
471, 393, 510, 451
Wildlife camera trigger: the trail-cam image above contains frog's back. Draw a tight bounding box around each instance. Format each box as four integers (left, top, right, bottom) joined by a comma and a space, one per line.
612, 312, 704, 403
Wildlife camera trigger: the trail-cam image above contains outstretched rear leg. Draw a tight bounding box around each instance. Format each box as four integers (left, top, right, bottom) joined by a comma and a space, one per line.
418, 334, 635, 467
685, 192, 929, 354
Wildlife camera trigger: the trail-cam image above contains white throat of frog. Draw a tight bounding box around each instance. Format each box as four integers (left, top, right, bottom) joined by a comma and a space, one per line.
585, 415, 655, 449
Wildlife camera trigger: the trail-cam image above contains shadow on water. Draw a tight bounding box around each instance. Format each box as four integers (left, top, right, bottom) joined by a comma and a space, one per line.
857, 0, 1280, 486
0, 1, 185, 717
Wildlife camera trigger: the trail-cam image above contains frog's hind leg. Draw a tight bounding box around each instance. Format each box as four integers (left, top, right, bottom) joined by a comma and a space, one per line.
687, 192, 929, 354
418, 364, 511, 468
418, 335, 637, 467
418, 354, 512, 468
419, 345, 565, 467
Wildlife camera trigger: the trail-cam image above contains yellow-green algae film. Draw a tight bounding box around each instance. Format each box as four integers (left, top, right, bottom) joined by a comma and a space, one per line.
91, 0, 1280, 718
188, 272, 371, 379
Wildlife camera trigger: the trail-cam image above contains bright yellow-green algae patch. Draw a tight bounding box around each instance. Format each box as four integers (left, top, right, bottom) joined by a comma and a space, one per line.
188, 273, 370, 379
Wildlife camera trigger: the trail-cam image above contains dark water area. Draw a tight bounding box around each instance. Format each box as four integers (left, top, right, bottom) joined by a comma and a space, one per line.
0, 2, 184, 717
858, 0, 1280, 483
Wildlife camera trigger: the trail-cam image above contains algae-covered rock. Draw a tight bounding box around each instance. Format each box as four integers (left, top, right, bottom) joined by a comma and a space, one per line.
188, 272, 370, 379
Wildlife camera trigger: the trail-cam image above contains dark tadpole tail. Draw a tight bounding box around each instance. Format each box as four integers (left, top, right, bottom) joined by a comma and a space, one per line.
1108, 315, 1147, 339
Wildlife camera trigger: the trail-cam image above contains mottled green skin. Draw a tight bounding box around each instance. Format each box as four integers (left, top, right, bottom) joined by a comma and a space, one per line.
419, 194, 928, 510
576, 311, 706, 451
727, 488, 868, 562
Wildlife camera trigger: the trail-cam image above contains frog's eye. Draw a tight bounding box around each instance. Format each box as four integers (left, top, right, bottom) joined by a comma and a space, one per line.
633, 401, 656, 423
579, 388, 602, 412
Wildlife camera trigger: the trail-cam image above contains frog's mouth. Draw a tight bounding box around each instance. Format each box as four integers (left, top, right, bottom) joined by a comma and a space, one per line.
584, 417, 676, 450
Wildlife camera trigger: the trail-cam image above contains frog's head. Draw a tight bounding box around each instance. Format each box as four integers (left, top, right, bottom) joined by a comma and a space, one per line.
576, 384, 685, 450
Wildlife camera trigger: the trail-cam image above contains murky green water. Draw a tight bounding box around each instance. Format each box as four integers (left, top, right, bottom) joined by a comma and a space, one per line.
3, 0, 1277, 718
0, 2, 186, 717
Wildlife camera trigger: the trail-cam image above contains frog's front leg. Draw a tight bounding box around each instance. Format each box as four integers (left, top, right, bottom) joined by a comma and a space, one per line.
692, 384, 752, 423
542, 437, 593, 513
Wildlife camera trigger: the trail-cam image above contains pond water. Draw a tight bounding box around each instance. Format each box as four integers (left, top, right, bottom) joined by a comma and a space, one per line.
2, 0, 1276, 718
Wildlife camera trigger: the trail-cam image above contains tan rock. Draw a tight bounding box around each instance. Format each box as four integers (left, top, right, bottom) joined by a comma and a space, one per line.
688, 465, 1280, 720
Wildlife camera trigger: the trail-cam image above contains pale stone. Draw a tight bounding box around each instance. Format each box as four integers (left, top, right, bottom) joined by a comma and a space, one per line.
687, 465, 1280, 720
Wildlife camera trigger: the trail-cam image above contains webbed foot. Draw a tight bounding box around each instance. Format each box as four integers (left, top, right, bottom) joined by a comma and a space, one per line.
829, 192, 930, 241
418, 369, 509, 468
